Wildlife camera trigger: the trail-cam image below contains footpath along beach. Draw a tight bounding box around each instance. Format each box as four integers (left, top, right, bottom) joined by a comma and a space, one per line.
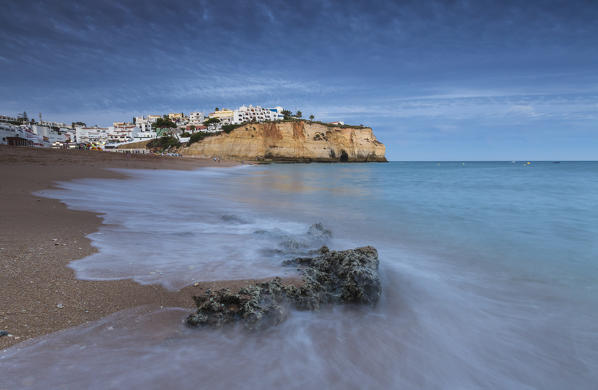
0, 146, 279, 350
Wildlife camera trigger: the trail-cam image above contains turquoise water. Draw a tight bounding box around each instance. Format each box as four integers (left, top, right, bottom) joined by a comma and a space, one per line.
239, 162, 598, 285
2, 161, 597, 389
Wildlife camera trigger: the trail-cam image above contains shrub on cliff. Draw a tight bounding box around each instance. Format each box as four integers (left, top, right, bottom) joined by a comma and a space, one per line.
221, 124, 243, 133
187, 131, 227, 146
187, 131, 209, 146
147, 136, 181, 150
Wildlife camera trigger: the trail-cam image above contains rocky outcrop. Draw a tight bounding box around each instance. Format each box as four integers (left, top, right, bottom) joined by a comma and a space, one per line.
186, 278, 290, 330
282, 245, 381, 310
186, 246, 381, 330
180, 121, 387, 162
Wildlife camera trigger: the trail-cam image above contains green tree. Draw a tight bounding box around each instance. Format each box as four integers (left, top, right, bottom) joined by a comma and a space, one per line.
154, 117, 176, 128
221, 124, 242, 133
281, 109, 292, 120
215, 107, 219, 111
203, 117, 220, 125
295, 110, 302, 118
309, 114, 314, 121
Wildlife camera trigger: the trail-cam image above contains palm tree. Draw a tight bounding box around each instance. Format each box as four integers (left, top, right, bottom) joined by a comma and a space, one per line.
309, 114, 314, 121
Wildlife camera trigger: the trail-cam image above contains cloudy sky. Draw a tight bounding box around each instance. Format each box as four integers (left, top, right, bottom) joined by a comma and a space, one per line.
1, 0, 597, 160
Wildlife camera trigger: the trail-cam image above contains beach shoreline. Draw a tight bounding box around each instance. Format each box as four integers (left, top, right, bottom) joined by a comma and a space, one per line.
0, 146, 293, 350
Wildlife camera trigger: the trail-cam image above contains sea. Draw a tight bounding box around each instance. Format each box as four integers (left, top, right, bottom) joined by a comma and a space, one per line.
1, 161, 597, 389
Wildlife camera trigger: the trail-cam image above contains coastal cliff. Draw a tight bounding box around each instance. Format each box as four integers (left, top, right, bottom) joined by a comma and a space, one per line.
180, 121, 387, 162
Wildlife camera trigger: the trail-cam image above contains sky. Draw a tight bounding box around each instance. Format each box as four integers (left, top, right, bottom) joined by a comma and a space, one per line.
1, 0, 597, 160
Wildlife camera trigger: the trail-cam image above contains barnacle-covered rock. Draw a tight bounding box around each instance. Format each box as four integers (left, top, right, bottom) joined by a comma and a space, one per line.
186, 246, 381, 330
283, 246, 381, 307
186, 278, 289, 330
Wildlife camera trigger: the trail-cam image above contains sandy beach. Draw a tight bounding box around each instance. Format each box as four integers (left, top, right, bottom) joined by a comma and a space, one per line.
0, 146, 285, 350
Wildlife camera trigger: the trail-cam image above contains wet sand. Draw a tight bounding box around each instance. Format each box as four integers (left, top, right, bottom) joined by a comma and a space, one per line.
0, 146, 290, 349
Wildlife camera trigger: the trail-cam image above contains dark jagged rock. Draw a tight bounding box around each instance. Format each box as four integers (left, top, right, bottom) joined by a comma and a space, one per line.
186, 278, 290, 330
186, 246, 381, 330
0, 330, 8, 337
306, 223, 332, 240
283, 246, 381, 309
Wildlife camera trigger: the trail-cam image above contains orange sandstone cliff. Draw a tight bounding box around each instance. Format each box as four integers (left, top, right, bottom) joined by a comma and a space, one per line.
180, 121, 387, 162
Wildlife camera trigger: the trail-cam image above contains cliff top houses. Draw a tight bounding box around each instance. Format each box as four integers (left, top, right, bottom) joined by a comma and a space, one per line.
2, 105, 338, 150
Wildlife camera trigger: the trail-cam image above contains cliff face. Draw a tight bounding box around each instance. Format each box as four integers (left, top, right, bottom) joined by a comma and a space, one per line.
180, 121, 386, 162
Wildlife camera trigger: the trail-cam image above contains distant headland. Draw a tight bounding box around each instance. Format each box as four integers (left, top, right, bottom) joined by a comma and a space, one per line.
179, 120, 387, 163
1, 105, 386, 162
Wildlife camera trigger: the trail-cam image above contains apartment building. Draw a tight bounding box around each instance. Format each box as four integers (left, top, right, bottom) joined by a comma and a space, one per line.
76, 127, 110, 144
232, 105, 284, 124
107, 124, 138, 143
188, 111, 205, 124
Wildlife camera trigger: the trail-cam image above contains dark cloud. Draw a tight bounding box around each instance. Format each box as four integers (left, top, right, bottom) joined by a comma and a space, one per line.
1, 0, 597, 159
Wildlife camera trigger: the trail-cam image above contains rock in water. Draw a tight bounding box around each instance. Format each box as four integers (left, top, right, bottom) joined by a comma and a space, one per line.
306, 223, 332, 240
284, 246, 381, 309
187, 278, 289, 330
186, 246, 381, 330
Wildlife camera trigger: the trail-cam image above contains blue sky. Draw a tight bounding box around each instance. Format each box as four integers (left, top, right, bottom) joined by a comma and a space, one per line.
1, 0, 597, 160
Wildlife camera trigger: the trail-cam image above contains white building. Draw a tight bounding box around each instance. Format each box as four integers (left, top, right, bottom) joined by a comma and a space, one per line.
134, 116, 152, 132
0, 123, 25, 145
31, 124, 68, 145
232, 105, 284, 124
76, 126, 110, 144
24, 124, 69, 147
267, 106, 285, 121
0, 115, 18, 123
0, 123, 46, 146
63, 128, 77, 144
188, 111, 205, 124
133, 116, 159, 140
39, 120, 68, 129
1, 121, 74, 147
132, 129, 157, 141
106, 124, 138, 144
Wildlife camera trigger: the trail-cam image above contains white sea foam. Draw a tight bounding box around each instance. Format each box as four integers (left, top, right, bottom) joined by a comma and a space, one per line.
35, 167, 331, 289
4, 162, 597, 389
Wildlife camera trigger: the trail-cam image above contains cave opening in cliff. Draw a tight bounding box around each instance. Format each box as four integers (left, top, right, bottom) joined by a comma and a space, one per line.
340, 150, 349, 162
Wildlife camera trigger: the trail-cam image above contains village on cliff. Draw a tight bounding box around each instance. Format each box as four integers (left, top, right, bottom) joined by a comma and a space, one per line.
0, 105, 346, 150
